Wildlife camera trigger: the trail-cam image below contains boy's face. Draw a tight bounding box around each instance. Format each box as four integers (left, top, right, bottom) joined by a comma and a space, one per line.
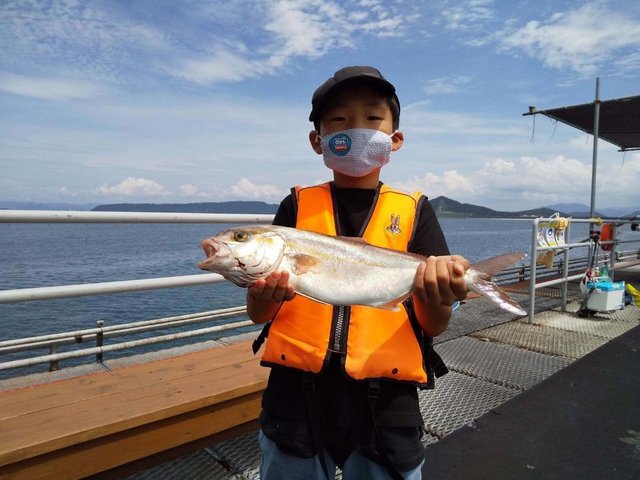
309, 84, 403, 157
316, 85, 395, 136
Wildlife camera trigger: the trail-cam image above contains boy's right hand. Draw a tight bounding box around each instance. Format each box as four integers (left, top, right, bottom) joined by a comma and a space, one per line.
248, 271, 296, 303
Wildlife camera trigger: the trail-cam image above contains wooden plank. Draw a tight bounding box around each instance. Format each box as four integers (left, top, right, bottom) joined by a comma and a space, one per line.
0, 340, 257, 420
0, 392, 263, 480
0, 358, 267, 466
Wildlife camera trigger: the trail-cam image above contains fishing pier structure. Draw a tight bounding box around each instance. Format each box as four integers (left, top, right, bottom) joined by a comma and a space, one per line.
0, 211, 639, 479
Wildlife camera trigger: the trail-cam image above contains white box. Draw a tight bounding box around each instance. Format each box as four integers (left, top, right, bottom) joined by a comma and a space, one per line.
585, 281, 625, 311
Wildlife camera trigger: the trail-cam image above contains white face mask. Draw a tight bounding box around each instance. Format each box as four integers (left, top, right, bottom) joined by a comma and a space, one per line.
319, 128, 394, 177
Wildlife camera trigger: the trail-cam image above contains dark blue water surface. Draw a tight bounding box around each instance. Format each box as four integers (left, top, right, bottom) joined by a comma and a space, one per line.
0, 219, 593, 377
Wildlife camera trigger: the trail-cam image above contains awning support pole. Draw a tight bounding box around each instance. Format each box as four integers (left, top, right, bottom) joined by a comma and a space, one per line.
588, 78, 601, 262
589, 77, 601, 220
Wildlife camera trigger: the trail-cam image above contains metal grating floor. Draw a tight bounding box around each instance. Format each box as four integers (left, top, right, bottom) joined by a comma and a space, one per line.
418, 371, 519, 438
532, 308, 639, 339
125, 449, 242, 480
470, 320, 609, 359
204, 421, 440, 479
436, 336, 573, 391
208, 431, 261, 480
125, 297, 640, 479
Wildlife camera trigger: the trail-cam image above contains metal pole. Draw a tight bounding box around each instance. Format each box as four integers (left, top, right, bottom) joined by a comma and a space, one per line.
528, 218, 539, 323
96, 320, 104, 364
0, 210, 274, 224
0, 273, 226, 304
560, 222, 571, 312
588, 78, 601, 261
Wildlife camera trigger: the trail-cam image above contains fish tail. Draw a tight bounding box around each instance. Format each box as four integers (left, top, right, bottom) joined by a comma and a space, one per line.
467, 252, 527, 316
469, 273, 526, 316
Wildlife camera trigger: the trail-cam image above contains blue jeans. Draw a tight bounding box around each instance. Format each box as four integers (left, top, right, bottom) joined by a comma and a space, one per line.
259, 430, 424, 480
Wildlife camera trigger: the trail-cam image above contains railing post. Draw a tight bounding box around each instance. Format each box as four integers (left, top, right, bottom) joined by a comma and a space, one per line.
96, 320, 104, 364
560, 222, 571, 312
49, 344, 59, 371
528, 218, 539, 323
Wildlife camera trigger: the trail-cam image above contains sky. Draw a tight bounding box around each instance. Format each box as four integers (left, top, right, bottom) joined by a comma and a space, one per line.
1, 0, 639, 211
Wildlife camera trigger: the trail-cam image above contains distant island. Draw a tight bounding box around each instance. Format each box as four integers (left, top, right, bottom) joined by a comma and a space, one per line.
91, 197, 639, 219
3, 198, 637, 218
428, 197, 560, 218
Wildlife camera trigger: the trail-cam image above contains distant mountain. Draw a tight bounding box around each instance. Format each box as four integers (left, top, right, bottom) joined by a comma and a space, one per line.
92, 201, 279, 214
430, 196, 560, 218
546, 202, 588, 213
4, 199, 636, 219
546, 202, 640, 218
89, 198, 572, 218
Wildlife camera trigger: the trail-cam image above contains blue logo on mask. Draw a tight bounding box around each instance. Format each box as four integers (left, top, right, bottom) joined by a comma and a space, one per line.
329, 133, 351, 156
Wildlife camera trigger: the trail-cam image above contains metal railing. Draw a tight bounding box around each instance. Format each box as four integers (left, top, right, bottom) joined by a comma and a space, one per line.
0, 307, 254, 371
0, 210, 273, 304
1, 210, 638, 374
0, 210, 272, 374
526, 216, 640, 322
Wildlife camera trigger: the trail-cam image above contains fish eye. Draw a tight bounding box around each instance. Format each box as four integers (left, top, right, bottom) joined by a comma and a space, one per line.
233, 231, 249, 242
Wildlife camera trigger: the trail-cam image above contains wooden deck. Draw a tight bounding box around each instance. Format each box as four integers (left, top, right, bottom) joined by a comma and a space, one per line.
0, 340, 266, 479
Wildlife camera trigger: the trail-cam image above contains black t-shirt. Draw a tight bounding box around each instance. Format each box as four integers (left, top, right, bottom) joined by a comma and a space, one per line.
261, 183, 450, 470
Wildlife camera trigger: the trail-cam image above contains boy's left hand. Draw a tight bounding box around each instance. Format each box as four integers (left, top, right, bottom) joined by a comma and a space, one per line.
413, 255, 469, 308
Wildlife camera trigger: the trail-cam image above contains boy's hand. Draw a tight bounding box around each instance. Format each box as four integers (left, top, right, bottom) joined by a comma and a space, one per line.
413, 255, 469, 308
248, 270, 296, 303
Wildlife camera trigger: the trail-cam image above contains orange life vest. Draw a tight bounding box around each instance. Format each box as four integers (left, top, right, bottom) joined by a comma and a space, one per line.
260, 182, 429, 386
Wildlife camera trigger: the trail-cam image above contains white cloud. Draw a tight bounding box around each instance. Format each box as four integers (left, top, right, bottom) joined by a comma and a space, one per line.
476, 156, 591, 195
0, 74, 105, 101
441, 0, 495, 32
230, 178, 285, 200
395, 170, 478, 199
423, 75, 473, 95
57, 186, 76, 197
394, 154, 609, 209
171, 0, 415, 85
98, 177, 172, 197
498, 3, 640, 75
179, 184, 200, 196
172, 48, 259, 85
0, 0, 169, 79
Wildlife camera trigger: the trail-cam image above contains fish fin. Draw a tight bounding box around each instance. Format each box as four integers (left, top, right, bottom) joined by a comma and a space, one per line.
367, 292, 412, 311
288, 253, 320, 275
296, 291, 333, 306
470, 252, 527, 277
471, 274, 526, 316
369, 301, 401, 311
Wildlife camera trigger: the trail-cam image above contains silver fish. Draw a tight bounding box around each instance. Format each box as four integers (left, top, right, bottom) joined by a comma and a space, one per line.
198, 225, 527, 315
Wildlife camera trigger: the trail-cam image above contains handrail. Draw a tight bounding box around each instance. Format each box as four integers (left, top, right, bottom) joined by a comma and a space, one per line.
0, 210, 273, 304
0, 306, 247, 352
0, 319, 255, 371
0, 210, 274, 224
0, 273, 226, 304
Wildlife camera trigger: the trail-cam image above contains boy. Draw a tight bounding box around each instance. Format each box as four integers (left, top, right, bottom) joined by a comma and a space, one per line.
247, 66, 469, 479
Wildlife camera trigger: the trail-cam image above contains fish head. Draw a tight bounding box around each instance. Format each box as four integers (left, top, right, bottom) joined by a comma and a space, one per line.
198, 226, 286, 287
